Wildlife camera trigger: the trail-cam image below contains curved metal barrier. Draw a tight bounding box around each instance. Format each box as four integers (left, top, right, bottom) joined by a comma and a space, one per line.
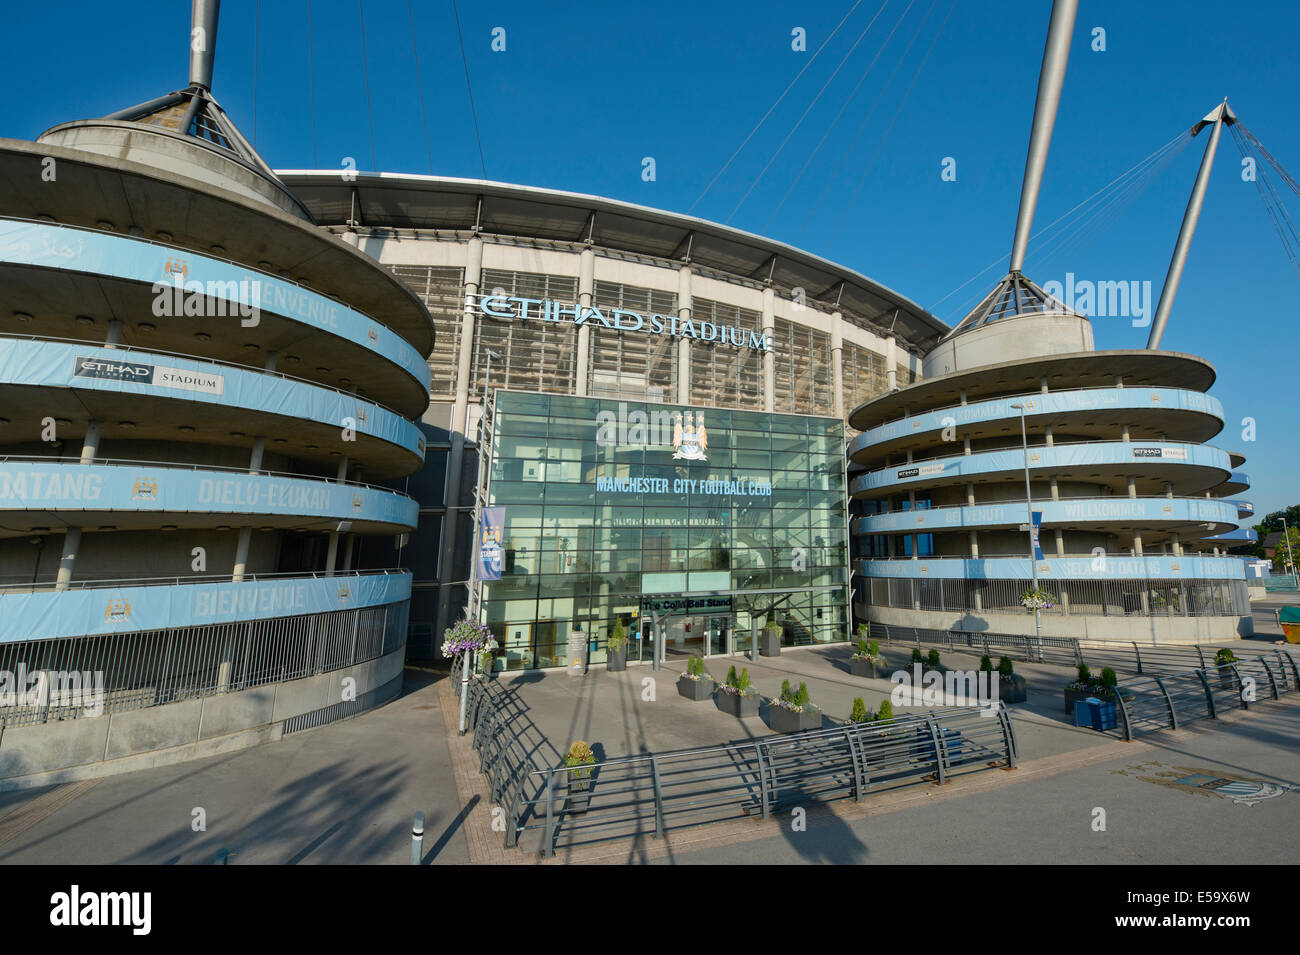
458, 676, 1017, 858
1113, 651, 1300, 740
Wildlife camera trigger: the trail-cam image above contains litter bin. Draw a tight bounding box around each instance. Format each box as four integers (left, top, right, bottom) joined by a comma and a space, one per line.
1074, 697, 1117, 731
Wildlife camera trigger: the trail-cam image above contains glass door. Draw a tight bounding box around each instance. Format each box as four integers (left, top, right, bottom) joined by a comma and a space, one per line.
707, 615, 730, 656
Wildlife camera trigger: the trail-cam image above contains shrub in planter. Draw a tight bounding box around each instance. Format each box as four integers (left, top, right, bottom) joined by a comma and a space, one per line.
715, 665, 760, 717
677, 655, 714, 701
849, 697, 871, 724
980, 654, 993, 673
850, 638, 886, 678
1214, 648, 1238, 667
996, 656, 1028, 704
760, 622, 782, 657
876, 699, 894, 721
911, 647, 924, 664
1064, 663, 1113, 713
563, 741, 596, 814
927, 649, 942, 670
606, 618, 628, 672
766, 679, 821, 733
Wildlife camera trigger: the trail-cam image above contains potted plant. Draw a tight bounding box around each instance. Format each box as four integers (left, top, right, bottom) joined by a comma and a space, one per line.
850, 637, 886, 678
766, 679, 821, 733
1064, 663, 1115, 713
677, 655, 714, 700
760, 620, 782, 657
563, 741, 596, 814
441, 617, 498, 678
996, 655, 1028, 704
606, 618, 628, 672
1020, 587, 1057, 611
1213, 648, 1239, 692
715, 664, 760, 717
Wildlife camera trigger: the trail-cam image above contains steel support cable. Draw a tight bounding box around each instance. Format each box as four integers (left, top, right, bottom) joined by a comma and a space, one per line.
726, 0, 894, 224
358, 0, 378, 171
451, 0, 488, 179
763, 0, 916, 231
409, 0, 435, 174
826, 0, 955, 250
1239, 121, 1300, 199
796, 0, 936, 242
1032, 131, 1193, 273
1230, 125, 1300, 278
1243, 132, 1300, 251
689, 0, 867, 213
926, 130, 1191, 314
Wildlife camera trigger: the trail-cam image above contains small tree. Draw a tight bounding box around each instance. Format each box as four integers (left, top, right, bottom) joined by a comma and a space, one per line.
1214, 648, 1237, 667
608, 618, 627, 652
876, 698, 894, 721
1076, 663, 1093, 685
868, 639, 880, 657
911, 647, 924, 663
726, 664, 738, 687
737, 668, 752, 693
850, 697, 870, 724
927, 648, 941, 669
997, 656, 1015, 678
980, 654, 993, 672
1100, 667, 1118, 689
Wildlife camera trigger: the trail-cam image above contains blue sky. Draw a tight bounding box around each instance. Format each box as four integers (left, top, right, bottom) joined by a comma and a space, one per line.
4, 0, 1297, 518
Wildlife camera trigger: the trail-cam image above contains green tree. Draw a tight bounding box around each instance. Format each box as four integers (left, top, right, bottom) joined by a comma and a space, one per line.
1271, 526, 1300, 574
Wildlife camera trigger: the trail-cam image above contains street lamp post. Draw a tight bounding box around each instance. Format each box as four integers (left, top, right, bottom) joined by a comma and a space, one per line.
1282, 517, 1299, 590
1010, 403, 1044, 660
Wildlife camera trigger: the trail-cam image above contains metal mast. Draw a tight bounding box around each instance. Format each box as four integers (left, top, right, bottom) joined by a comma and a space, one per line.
1008, 0, 1080, 275
1145, 100, 1237, 349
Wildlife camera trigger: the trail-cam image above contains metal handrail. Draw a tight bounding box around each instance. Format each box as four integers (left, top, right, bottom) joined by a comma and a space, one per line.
0, 453, 411, 497
854, 381, 1222, 438
0, 331, 413, 418
0, 567, 409, 595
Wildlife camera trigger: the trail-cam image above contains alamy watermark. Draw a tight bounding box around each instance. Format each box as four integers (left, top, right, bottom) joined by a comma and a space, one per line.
0, 666, 105, 717
889, 664, 1000, 717
1041, 272, 1153, 328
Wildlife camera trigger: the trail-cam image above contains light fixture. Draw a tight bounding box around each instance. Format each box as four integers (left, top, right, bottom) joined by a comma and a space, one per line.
75, 315, 95, 326
117, 421, 136, 430
161, 524, 178, 532
229, 431, 245, 438
137, 322, 156, 333
13, 311, 32, 323
195, 332, 211, 342
178, 425, 195, 433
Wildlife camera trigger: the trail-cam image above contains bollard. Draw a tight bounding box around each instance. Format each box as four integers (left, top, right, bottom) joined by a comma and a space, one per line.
410, 811, 424, 865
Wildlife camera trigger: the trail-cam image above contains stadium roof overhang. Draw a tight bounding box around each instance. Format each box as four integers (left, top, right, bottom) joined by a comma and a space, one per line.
277, 171, 950, 352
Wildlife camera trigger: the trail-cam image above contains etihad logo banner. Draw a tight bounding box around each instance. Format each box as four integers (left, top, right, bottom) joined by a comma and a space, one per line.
473, 293, 773, 353
73, 357, 225, 396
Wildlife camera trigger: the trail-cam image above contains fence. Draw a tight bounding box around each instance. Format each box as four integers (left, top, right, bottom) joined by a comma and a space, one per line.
459, 675, 1017, 858
1113, 650, 1300, 740
866, 575, 1251, 620
0, 599, 409, 727
864, 620, 1298, 679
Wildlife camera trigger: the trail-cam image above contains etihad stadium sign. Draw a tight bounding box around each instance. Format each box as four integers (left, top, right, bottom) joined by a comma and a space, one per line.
474, 294, 773, 352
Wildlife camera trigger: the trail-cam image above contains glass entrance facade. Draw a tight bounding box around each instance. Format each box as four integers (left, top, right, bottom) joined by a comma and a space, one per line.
479, 390, 850, 671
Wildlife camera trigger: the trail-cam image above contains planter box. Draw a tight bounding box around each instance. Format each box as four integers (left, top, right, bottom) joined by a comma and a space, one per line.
715, 689, 760, 718
607, 647, 627, 672
760, 630, 782, 657
677, 676, 714, 701
999, 674, 1028, 705
565, 774, 591, 814
849, 658, 880, 679
1064, 686, 1110, 714
766, 705, 821, 734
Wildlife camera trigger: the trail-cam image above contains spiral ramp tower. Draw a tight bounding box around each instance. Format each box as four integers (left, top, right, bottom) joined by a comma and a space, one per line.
848, 0, 1252, 645
0, 1, 432, 785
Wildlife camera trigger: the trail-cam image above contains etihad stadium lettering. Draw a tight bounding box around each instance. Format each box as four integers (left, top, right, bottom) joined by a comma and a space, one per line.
474, 294, 773, 352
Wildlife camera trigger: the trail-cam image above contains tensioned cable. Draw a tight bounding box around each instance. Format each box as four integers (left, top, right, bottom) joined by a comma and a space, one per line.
451, 0, 488, 179
938, 134, 1190, 322
358, 0, 377, 171
1239, 121, 1300, 199
726, 0, 892, 224
688, 0, 866, 213
926, 130, 1192, 313
764, 0, 916, 232
827, 0, 954, 249
1231, 123, 1300, 278
409, 0, 434, 174
796, 0, 935, 242
307, 0, 318, 167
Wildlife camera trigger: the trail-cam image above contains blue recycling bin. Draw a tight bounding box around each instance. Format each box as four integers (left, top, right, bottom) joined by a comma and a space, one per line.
1074, 697, 1118, 731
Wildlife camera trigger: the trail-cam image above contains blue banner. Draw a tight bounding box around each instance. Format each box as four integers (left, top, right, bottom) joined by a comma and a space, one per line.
1031, 510, 1044, 561
478, 506, 505, 581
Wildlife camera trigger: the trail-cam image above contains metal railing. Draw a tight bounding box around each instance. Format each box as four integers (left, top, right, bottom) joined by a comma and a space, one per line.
864, 620, 1299, 679
1113, 650, 1300, 740
0, 598, 409, 727
0, 566, 408, 595
459, 675, 1017, 858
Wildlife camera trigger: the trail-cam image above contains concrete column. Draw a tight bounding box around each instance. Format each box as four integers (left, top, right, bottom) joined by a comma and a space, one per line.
105, 319, 123, 348
1127, 476, 1137, 498
965, 482, 975, 506
1121, 425, 1130, 442
575, 247, 594, 396
959, 388, 967, 405
324, 455, 349, 576
264, 350, 279, 373
1045, 426, 1054, 447
762, 285, 775, 412
248, 437, 265, 474
1041, 376, 1049, 394
434, 236, 484, 640
1164, 482, 1174, 499
1171, 532, 1182, 557
831, 312, 844, 420
963, 436, 971, 456
886, 337, 898, 391
232, 528, 253, 582
1054, 528, 1065, 556
57, 421, 103, 589
342, 534, 355, 572
1050, 476, 1059, 501
677, 265, 693, 405
969, 530, 979, 557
